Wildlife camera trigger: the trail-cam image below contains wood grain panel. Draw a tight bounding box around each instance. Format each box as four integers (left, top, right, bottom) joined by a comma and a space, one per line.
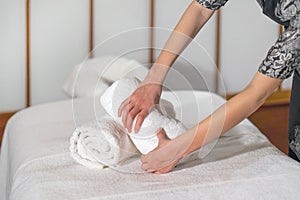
150, 0, 155, 64
249, 103, 289, 154
248, 90, 290, 154
215, 10, 221, 93
89, 0, 94, 58
26, 0, 31, 107
0, 112, 16, 146
227, 90, 291, 154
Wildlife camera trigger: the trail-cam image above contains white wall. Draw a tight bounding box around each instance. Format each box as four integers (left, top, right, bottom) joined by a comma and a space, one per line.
30, 0, 90, 105
93, 0, 150, 63
154, 0, 217, 92
219, 0, 280, 93
0, 0, 26, 112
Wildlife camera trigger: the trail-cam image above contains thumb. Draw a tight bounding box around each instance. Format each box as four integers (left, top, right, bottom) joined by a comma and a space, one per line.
156, 128, 169, 147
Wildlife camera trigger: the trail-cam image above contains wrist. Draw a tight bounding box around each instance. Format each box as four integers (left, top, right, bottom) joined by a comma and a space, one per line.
170, 134, 192, 160
143, 64, 168, 85
173, 127, 201, 159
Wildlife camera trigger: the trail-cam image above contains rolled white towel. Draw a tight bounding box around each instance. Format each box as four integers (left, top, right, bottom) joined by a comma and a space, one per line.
100, 77, 187, 154
70, 116, 139, 168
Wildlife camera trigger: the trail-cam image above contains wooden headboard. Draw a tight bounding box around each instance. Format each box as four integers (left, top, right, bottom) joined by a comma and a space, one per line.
24, 0, 223, 108
23, 0, 289, 109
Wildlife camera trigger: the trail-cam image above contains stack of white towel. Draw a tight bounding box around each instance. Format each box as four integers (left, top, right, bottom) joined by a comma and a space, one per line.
70, 78, 187, 168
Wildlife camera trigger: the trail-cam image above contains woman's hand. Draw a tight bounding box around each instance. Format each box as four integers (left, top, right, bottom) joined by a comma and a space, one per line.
140, 129, 186, 174
118, 81, 162, 133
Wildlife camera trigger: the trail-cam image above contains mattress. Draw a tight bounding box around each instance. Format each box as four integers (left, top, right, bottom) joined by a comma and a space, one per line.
1, 91, 300, 200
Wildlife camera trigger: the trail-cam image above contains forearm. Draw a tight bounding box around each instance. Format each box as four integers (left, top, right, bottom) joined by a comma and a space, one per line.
178, 73, 283, 157
144, 1, 214, 84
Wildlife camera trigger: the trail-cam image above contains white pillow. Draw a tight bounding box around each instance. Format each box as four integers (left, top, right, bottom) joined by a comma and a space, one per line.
63, 56, 149, 97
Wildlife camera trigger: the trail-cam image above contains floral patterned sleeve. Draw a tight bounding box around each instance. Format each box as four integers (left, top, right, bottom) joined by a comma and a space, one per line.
195, 0, 229, 10
258, 2, 300, 79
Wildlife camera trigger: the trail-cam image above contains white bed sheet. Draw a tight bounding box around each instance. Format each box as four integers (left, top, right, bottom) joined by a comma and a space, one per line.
1, 91, 300, 200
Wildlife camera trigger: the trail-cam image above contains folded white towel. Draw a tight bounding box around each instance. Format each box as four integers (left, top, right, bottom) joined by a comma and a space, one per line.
100, 78, 187, 154
70, 116, 139, 168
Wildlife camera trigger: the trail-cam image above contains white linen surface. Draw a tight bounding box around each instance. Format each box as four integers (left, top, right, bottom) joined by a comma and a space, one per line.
0, 91, 300, 200
100, 78, 187, 154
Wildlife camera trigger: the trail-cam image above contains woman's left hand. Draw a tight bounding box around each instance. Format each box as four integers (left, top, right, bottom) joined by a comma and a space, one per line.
140, 129, 184, 174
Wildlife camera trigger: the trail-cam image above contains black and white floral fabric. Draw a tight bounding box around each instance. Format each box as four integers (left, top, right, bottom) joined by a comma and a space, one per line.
195, 0, 228, 10
258, 27, 300, 79
276, 0, 300, 23
290, 125, 300, 159
258, 0, 300, 79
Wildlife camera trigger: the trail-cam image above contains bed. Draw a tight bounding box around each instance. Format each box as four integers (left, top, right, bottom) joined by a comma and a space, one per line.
1, 90, 300, 200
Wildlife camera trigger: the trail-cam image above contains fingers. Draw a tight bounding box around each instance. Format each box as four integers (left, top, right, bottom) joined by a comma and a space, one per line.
118, 96, 144, 132
141, 154, 176, 174
141, 163, 153, 172
119, 98, 139, 132
157, 128, 167, 141
121, 103, 133, 130
140, 154, 147, 163
134, 111, 148, 133
126, 107, 140, 132
118, 98, 129, 117
154, 163, 176, 174
118, 83, 160, 132
141, 156, 156, 173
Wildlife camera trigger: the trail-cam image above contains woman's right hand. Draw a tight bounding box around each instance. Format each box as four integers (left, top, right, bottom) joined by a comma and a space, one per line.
118, 81, 162, 133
